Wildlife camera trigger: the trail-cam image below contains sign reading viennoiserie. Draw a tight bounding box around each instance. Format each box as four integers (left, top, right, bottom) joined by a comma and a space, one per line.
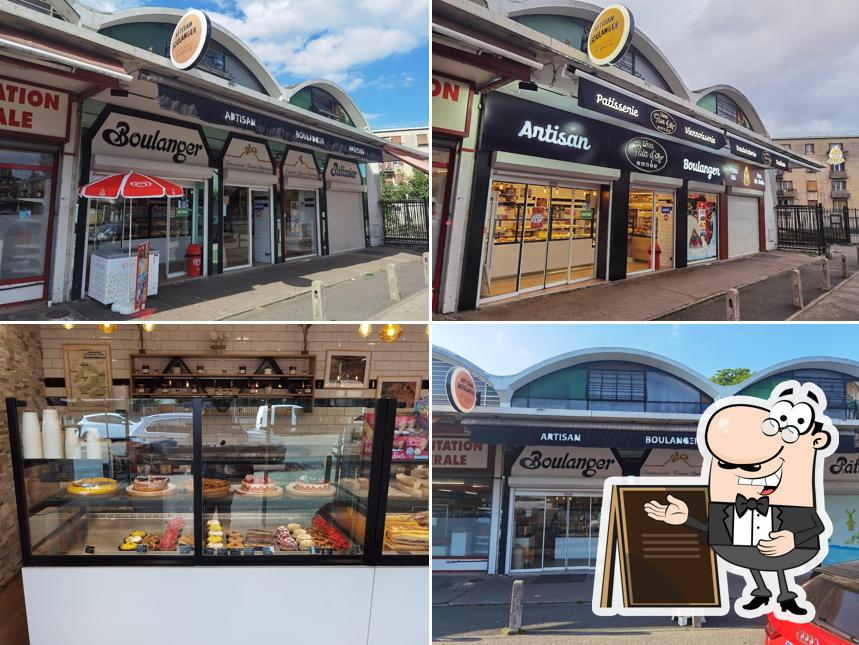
577, 77, 727, 150
481, 92, 725, 184
169, 9, 212, 70
157, 85, 383, 162
587, 4, 635, 66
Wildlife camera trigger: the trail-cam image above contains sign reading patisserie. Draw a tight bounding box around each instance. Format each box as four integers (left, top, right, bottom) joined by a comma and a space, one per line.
170, 9, 212, 70
0, 78, 69, 139
446, 367, 477, 413
587, 4, 635, 67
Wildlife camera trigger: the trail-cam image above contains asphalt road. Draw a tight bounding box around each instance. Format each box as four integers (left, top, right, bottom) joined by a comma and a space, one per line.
433, 603, 766, 644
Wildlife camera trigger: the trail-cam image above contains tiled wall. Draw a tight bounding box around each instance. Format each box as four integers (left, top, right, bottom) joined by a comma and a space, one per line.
0, 326, 45, 588
39, 323, 428, 405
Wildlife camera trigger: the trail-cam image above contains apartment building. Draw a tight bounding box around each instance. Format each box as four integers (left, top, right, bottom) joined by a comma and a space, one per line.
772, 135, 856, 208
375, 126, 429, 184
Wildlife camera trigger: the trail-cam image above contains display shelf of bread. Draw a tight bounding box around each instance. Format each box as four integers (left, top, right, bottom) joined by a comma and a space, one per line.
383, 512, 429, 553
388, 464, 428, 499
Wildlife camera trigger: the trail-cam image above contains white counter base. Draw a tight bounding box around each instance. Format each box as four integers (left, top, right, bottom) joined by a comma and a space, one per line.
23, 565, 427, 645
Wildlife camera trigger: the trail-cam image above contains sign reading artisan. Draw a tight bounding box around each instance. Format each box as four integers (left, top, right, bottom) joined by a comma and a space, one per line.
587, 4, 635, 66
170, 9, 212, 70
0, 78, 69, 139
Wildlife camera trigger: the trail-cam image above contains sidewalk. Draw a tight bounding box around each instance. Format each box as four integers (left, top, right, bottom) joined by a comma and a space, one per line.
791, 270, 859, 320
433, 573, 764, 644
437, 250, 839, 321
0, 247, 427, 322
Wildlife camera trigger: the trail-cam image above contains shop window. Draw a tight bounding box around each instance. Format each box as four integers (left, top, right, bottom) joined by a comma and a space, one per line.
806, 143, 815, 154
432, 476, 493, 559
687, 193, 718, 263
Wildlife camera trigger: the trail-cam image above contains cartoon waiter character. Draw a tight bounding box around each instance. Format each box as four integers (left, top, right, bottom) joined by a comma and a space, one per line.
643, 381, 837, 621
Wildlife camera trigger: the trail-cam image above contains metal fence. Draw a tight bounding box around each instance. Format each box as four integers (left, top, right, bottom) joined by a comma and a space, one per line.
775, 204, 859, 254
380, 200, 428, 248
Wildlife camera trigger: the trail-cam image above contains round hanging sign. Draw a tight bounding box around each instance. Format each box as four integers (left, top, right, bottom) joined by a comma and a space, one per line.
170, 9, 212, 71
587, 4, 635, 67
446, 367, 478, 414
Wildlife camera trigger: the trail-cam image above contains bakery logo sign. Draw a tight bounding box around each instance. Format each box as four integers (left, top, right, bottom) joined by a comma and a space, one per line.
650, 109, 677, 135
169, 9, 211, 71
517, 449, 617, 478
446, 367, 477, 414
587, 3, 635, 67
625, 137, 667, 173
98, 116, 205, 164
683, 158, 721, 180
517, 120, 592, 150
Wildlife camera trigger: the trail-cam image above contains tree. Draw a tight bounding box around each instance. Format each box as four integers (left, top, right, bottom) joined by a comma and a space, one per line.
710, 368, 754, 386
381, 170, 428, 201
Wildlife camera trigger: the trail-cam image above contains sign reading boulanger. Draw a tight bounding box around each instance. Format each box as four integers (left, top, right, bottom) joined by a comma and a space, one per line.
92, 112, 209, 167
0, 77, 69, 139
512, 447, 622, 478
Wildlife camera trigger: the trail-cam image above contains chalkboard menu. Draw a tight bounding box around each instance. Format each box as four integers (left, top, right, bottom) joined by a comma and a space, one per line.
598, 485, 720, 609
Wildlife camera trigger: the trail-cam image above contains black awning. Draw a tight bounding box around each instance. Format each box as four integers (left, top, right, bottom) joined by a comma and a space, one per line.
468, 424, 856, 453
156, 83, 383, 163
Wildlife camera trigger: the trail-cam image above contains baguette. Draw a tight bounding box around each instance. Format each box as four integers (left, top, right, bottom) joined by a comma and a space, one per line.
393, 480, 422, 497
396, 473, 418, 487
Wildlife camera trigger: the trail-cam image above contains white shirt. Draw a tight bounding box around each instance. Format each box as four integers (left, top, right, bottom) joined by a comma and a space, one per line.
732, 505, 773, 546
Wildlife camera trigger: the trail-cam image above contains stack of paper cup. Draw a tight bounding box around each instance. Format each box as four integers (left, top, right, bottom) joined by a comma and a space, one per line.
64, 427, 81, 459
21, 412, 43, 459
41, 409, 63, 459
84, 429, 103, 460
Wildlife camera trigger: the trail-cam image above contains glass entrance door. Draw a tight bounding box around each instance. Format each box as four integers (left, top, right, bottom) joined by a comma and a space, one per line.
283, 188, 318, 258
166, 188, 194, 278
224, 186, 251, 270
519, 185, 550, 291
510, 493, 601, 572
627, 190, 674, 275
481, 182, 524, 300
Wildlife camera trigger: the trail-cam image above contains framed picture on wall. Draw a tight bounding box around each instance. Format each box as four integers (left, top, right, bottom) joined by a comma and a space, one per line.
63, 344, 112, 400
376, 377, 422, 408
324, 351, 371, 388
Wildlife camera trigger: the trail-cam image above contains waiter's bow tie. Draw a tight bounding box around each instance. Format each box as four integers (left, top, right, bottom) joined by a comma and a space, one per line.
735, 494, 770, 517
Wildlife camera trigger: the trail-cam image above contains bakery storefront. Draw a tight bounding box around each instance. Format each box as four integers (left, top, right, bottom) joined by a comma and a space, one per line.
4, 323, 428, 643
324, 158, 367, 254
458, 76, 804, 310
0, 78, 69, 305
281, 148, 323, 259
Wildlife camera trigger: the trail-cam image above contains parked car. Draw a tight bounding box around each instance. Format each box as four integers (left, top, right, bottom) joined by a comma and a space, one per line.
78, 412, 132, 441
766, 562, 859, 645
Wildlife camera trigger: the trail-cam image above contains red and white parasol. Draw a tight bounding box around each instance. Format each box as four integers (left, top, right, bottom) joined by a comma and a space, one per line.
78, 171, 184, 199
78, 171, 184, 315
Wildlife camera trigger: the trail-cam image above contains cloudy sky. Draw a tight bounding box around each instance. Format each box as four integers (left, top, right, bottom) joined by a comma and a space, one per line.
587, 0, 859, 135
89, 0, 428, 127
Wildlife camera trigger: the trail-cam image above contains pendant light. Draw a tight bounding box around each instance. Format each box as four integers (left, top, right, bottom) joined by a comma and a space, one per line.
358, 323, 373, 338
98, 323, 115, 334
378, 323, 402, 343
142, 323, 156, 332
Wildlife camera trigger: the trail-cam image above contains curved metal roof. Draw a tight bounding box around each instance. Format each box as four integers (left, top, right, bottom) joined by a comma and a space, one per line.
692, 84, 770, 136
729, 357, 859, 394
284, 79, 370, 131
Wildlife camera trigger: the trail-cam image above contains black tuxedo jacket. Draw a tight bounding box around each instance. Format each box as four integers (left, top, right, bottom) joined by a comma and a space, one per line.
686, 502, 824, 549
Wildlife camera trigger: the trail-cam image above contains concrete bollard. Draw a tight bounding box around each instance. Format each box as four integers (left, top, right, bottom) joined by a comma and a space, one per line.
387, 263, 401, 301
842, 254, 849, 279
792, 269, 804, 309
822, 258, 831, 291
825, 246, 833, 260
423, 252, 430, 286
508, 579, 524, 635
726, 288, 740, 321
311, 280, 325, 320
856, 245, 859, 267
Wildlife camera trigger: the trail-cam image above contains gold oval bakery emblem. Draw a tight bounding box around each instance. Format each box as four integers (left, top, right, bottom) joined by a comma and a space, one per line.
170, 9, 211, 70
650, 110, 677, 135
446, 367, 477, 414
587, 4, 634, 66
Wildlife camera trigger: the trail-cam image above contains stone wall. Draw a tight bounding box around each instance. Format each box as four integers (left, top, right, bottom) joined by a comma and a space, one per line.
0, 326, 45, 589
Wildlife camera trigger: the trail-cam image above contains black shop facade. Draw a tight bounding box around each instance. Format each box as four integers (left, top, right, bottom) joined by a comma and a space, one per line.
460, 79, 783, 309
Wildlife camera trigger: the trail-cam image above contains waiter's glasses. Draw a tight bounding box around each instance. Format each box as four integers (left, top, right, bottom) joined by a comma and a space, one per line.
761, 418, 800, 443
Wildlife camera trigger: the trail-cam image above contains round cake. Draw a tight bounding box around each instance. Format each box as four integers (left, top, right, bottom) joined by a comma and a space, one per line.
202, 478, 230, 498
132, 475, 168, 492
241, 474, 277, 493
294, 480, 332, 493
66, 477, 117, 496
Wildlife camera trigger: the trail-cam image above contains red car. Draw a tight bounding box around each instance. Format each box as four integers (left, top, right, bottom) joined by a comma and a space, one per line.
766, 562, 859, 645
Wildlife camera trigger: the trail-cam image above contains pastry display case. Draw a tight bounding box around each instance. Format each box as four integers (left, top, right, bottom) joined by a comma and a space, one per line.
7, 395, 425, 566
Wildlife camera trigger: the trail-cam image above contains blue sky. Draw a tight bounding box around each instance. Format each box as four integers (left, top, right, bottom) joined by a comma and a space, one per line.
102, 0, 428, 128
432, 324, 859, 380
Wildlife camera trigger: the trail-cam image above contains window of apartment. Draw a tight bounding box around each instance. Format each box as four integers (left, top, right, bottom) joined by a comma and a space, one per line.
832, 161, 846, 172
805, 143, 815, 154
417, 133, 428, 146
389, 135, 402, 144
833, 180, 847, 191
830, 143, 844, 152
782, 180, 794, 189
809, 199, 818, 206
807, 181, 818, 192
783, 144, 792, 150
